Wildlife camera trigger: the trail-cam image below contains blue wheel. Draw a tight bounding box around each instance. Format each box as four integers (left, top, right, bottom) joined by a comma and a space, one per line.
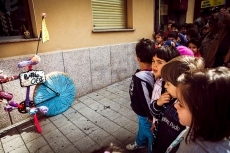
33, 72, 76, 116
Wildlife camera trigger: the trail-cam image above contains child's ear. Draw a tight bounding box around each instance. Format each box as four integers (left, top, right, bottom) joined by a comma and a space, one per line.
136, 56, 141, 62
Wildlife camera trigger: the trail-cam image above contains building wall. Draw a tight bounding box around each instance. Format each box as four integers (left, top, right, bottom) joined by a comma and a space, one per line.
0, 0, 153, 130
0, 0, 154, 58
0, 42, 139, 130
186, 0, 195, 23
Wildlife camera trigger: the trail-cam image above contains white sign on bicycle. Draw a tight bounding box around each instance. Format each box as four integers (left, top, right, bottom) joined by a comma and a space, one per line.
19, 70, 46, 87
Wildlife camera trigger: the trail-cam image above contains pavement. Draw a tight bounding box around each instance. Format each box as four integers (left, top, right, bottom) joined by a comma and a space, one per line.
0, 78, 148, 153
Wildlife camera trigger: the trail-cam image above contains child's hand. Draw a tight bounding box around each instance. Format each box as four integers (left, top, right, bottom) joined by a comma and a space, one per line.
150, 123, 155, 132
157, 92, 171, 106
147, 117, 153, 123
171, 41, 176, 47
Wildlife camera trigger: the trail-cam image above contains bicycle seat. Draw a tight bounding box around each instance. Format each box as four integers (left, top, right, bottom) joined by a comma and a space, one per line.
0, 91, 13, 101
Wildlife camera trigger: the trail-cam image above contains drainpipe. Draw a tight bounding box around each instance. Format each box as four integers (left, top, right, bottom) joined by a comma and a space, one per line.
159, 0, 161, 31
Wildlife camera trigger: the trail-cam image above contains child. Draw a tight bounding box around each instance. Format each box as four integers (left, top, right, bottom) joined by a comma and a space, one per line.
200, 25, 209, 41
150, 56, 205, 153
150, 45, 180, 110
164, 31, 180, 47
180, 23, 187, 36
186, 39, 201, 57
150, 45, 180, 125
173, 66, 230, 152
150, 45, 180, 128
126, 38, 155, 153
186, 28, 200, 41
154, 30, 166, 48
165, 20, 175, 37
171, 23, 187, 46
201, 25, 209, 36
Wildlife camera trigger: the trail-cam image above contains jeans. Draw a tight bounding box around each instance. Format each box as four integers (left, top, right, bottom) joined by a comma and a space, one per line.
136, 115, 153, 153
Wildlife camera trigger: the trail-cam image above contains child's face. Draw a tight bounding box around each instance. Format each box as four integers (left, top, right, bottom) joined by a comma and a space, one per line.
171, 27, 178, 32
164, 81, 177, 98
188, 42, 198, 54
202, 28, 209, 35
167, 37, 177, 44
155, 34, 163, 44
167, 24, 172, 30
180, 27, 186, 35
174, 86, 192, 126
186, 35, 191, 41
152, 55, 167, 78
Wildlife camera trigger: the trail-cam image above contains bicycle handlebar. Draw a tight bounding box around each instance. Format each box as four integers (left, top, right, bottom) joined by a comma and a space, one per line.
0, 75, 19, 83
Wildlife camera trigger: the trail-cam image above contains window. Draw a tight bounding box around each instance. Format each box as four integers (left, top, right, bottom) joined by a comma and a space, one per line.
0, 0, 33, 40
92, 0, 127, 30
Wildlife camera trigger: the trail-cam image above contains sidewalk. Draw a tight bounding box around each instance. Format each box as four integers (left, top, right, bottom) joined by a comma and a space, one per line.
0, 78, 148, 153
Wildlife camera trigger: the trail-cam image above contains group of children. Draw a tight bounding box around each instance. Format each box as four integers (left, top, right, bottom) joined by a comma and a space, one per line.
125, 38, 230, 153
154, 7, 230, 69
91, 37, 230, 153
91, 7, 230, 153
153, 23, 202, 58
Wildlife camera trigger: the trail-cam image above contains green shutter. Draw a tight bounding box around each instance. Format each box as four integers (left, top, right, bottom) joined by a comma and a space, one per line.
92, 0, 127, 30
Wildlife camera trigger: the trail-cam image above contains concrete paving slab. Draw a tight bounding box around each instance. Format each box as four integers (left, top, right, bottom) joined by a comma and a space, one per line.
0, 78, 148, 153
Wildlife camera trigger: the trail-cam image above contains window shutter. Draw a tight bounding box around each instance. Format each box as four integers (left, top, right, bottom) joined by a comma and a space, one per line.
92, 0, 127, 30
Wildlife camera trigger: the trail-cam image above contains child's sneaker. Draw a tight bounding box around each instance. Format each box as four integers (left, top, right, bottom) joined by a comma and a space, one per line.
126, 142, 145, 150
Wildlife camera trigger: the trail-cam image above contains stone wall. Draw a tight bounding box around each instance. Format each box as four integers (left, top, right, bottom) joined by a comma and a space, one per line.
0, 42, 138, 130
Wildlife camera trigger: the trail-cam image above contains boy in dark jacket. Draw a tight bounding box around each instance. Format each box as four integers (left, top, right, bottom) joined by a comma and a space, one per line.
126, 38, 155, 153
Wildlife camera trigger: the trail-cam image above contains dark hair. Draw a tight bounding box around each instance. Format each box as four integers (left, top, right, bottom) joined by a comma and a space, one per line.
178, 33, 187, 45
153, 45, 180, 62
154, 30, 167, 41
168, 20, 175, 24
185, 23, 198, 30
186, 39, 201, 48
168, 31, 178, 40
186, 28, 200, 40
171, 23, 181, 30
136, 38, 155, 63
177, 66, 230, 142
200, 8, 211, 16
180, 23, 187, 29
201, 25, 209, 31
91, 143, 127, 153
161, 56, 204, 86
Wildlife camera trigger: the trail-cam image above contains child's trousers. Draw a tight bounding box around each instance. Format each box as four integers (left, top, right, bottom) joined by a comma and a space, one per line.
136, 115, 154, 153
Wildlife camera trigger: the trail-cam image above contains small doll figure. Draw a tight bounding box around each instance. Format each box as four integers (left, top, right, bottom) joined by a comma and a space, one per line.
18, 55, 41, 68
